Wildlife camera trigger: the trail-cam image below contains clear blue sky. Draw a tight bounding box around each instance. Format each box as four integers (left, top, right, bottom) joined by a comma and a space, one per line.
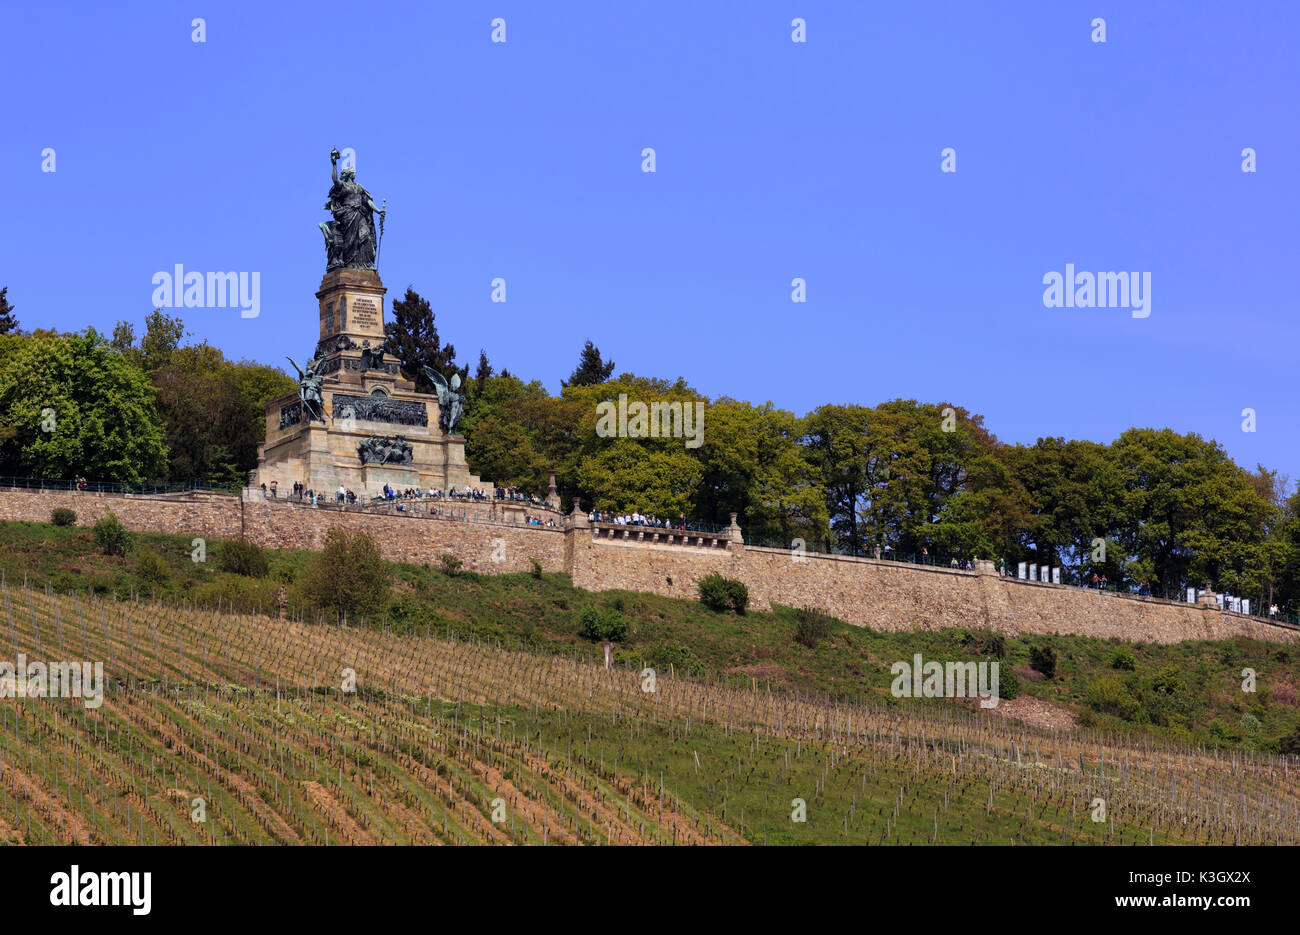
5, 1, 1297, 481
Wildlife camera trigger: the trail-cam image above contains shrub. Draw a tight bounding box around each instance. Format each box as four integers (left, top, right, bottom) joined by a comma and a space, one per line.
1029, 644, 1057, 679
979, 632, 1008, 659
301, 528, 390, 624
50, 507, 76, 527
996, 664, 1021, 701
1110, 646, 1137, 671
92, 511, 131, 556
438, 553, 463, 577
793, 606, 834, 648
1150, 665, 1185, 695
218, 538, 269, 577
1278, 724, 1300, 756
646, 642, 702, 675
134, 548, 170, 587
577, 605, 628, 643
193, 575, 282, 615
698, 573, 748, 614
1086, 675, 1140, 720
528, 557, 543, 579
386, 592, 426, 631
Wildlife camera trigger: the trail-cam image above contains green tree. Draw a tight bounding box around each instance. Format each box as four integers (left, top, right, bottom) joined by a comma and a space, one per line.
0, 331, 167, 481
460, 373, 567, 493
464, 413, 549, 490
693, 398, 827, 546
1276, 488, 1300, 614
576, 440, 703, 519
563, 340, 615, 387
301, 528, 390, 624
384, 288, 464, 394
1111, 428, 1269, 593
1008, 437, 1123, 571
805, 399, 997, 556
138, 308, 187, 373
802, 404, 872, 553
93, 511, 131, 556
927, 448, 1035, 561
0, 287, 18, 335
110, 320, 136, 354
567, 375, 707, 516
152, 346, 295, 485
472, 349, 492, 398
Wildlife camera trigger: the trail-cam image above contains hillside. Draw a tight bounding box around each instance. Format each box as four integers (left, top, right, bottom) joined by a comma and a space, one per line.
1, 518, 1298, 756
0, 582, 1295, 845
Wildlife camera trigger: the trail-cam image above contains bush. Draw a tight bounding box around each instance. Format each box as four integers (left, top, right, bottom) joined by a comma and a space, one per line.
192, 575, 282, 615
1278, 724, 1300, 756
957, 629, 1007, 658
386, 592, 426, 631
979, 632, 1007, 659
301, 528, 391, 623
92, 511, 131, 556
793, 606, 834, 648
1087, 675, 1141, 720
577, 605, 628, 643
1110, 646, 1137, 671
698, 573, 748, 614
529, 557, 543, 579
218, 538, 269, 578
439, 553, 463, 577
134, 548, 170, 587
996, 664, 1021, 701
1029, 644, 1057, 679
646, 642, 702, 675
1150, 665, 1185, 695
50, 507, 76, 527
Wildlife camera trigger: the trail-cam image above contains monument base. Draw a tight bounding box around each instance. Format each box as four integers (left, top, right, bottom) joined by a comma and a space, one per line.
362, 464, 422, 493
254, 266, 490, 499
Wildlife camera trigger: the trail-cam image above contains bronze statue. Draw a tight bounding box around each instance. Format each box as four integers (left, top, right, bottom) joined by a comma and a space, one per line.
359, 434, 413, 465
319, 149, 385, 270
424, 365, 465, 434
287, 355, 337, 422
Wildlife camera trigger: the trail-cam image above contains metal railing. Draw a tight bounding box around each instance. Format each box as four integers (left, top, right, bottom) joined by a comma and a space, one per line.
742, 536, 974, 570
0, 476, 240, 496
593, 517, 732, 534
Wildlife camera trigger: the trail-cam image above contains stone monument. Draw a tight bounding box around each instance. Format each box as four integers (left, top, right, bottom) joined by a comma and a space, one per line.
252, 151, 486, 497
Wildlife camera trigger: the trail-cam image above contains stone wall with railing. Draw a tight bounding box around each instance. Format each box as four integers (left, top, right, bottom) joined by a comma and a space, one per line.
0, 485, 1294, 645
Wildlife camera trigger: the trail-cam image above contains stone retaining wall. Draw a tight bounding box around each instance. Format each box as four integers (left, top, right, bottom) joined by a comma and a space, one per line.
2, 487, 1293, 645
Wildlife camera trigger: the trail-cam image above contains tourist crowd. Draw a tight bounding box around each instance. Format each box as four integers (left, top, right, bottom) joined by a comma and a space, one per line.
588, 510, 712, 532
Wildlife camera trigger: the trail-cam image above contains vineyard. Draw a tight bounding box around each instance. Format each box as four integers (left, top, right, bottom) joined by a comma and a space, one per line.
0, 581, 1297, 845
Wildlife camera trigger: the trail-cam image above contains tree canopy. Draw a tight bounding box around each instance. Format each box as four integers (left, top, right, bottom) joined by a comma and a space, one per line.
0, 331, 167, 482
384, 288, 464, 393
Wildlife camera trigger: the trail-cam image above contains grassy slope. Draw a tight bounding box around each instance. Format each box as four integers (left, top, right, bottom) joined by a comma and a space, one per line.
6, 583, 1276, 846
3, 519, 1297, 753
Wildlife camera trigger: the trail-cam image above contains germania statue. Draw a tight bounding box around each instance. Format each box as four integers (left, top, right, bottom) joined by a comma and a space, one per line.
319, 149, 386, 271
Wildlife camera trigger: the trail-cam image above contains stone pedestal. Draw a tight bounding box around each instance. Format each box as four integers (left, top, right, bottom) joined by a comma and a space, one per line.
253, 268, 487, 498
316, 269, 389, 353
